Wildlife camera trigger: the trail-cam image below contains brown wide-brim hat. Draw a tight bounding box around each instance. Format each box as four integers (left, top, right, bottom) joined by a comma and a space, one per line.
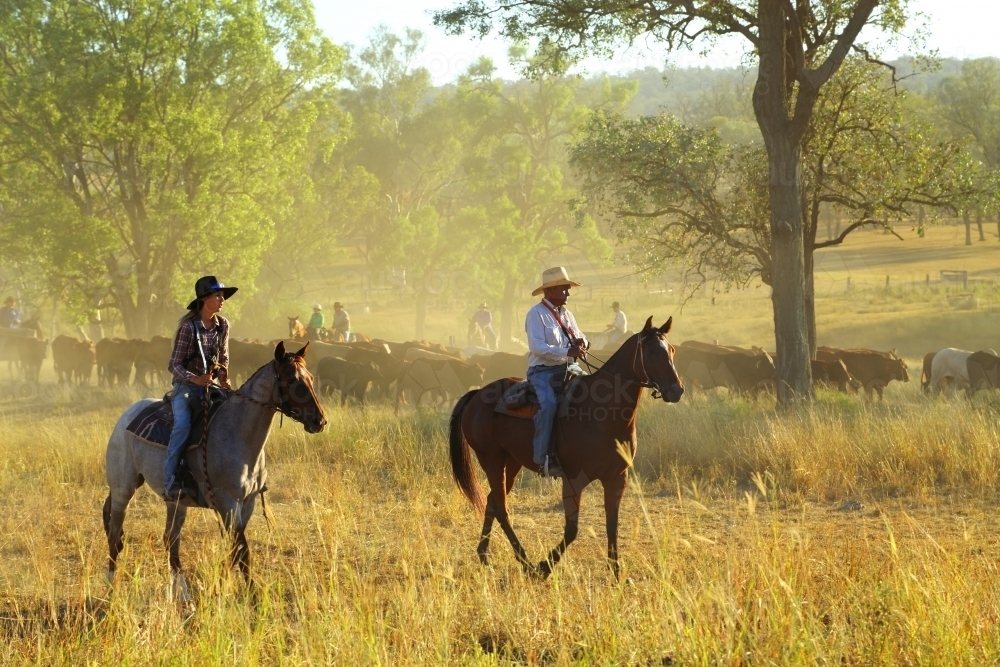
187, 275, 238, 310
531, 266, 581, 297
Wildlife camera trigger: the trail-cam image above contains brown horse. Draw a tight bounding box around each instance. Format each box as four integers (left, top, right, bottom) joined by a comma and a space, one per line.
449, 316, 683, 579
287, 316, 307, 340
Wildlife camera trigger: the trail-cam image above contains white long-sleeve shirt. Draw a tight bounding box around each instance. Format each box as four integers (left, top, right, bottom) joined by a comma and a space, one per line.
525, 299, 588, 367
611, 309, 627, 333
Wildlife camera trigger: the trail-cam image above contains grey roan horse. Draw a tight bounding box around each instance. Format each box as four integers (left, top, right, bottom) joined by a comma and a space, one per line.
103, 341, 326, 599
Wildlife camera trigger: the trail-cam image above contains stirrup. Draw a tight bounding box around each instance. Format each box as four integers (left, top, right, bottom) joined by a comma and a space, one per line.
543, 455, 565, 478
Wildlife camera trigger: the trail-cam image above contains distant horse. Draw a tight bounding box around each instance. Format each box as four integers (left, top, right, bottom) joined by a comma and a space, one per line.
103, 342, 326, 601
468, 320, 497, 351
449, 317, 683, 579
287, 316, 307, 340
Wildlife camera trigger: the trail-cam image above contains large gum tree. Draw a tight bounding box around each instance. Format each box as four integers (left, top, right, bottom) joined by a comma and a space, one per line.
436, 0, 908, 404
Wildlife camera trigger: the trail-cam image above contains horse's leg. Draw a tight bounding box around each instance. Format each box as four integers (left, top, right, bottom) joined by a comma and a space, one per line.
103, 477, 140, 582
163, 501, 192, 603
477, 458, 522, 565
484, 463, 534, 572
222, 499, 254, 584
538, 477, 584, 579
602, 473, 628, 581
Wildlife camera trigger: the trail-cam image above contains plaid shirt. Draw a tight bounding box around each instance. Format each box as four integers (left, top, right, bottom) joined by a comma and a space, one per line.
168, 315, 230, 384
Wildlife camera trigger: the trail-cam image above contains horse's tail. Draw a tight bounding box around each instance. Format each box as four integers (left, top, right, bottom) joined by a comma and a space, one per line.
449, 389, 485, 516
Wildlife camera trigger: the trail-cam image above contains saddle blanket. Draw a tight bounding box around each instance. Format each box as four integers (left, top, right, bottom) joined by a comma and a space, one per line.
493, 376, 585, 420
126, 392, 226, 449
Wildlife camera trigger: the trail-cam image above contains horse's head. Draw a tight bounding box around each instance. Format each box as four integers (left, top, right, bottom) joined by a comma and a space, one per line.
273, 341, 327, 433
637, 316, 684, 403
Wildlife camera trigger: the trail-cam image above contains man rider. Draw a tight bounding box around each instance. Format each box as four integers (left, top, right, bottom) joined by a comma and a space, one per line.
471, 302, 497, 350
605, 301, 627, 346
332, 302, 350, 341
0, 296, 21, 328
525, 267, 588, 478
307, 304, 325, 341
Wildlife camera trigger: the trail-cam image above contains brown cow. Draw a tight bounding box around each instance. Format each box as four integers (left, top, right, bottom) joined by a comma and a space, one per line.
229, 339, 273, 385
674, 345, 775, 392
17, 337, 47, 383
96, 338, 137, 386
52, 335, 97, 385
811, 359, 858, 393
133, 335, 172, 387
815, 347, 908, 399
920, 351, 937, 393
345, 347, 404, 394
395, 357, 485, 411
472, 351, 529, 384
316, 357, 383, 405
389, 340, 459, 361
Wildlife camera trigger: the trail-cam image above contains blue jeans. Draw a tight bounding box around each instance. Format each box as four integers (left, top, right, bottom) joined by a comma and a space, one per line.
164, 382, 199, 489
527, 364, 570, 466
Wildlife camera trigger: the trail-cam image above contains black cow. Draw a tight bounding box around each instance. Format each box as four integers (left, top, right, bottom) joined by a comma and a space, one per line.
317, 357, 383, 405
674, 345, 775, 392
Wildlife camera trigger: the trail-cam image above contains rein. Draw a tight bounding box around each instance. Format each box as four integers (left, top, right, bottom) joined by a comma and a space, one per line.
197, 358, 309, 513
578, 333, 661, 395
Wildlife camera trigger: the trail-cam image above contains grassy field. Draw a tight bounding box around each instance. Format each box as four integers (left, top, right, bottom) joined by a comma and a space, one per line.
3, 383, 1000, 664
3, 223, 1000, 664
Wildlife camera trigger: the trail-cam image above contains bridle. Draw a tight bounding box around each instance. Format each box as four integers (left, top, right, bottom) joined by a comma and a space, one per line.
230, 358, 312, 424
580, 332, 665, 397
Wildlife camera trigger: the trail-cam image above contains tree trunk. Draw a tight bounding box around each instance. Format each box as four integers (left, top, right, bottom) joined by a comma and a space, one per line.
499, 275, 517, 351
964, 211, 972, 246
805, 219, 819, 359
976, 209, 985, 241
414, 288, 427, 340
767, 136, 813, 401
754, 0, 812, 404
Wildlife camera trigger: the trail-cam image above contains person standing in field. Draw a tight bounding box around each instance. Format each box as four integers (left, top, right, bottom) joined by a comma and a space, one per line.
605, 301, 627, 347
307, 304, 325, 341
0, 296, 21, 328
470, 302, 498, 350
332, 302, 350, 342
525, 267, 588, 478
164, 276, 236, 501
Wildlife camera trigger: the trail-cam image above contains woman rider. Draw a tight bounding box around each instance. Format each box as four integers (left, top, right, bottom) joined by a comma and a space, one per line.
164, 276, 237, 501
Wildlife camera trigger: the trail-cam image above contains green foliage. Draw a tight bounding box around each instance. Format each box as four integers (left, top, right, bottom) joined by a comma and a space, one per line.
571, 57, 979, 293
0, 0, 341, 335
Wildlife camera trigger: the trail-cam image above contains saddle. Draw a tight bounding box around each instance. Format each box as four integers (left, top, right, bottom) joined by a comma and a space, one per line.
126, 386, 230, 506
494, 371, 585, 420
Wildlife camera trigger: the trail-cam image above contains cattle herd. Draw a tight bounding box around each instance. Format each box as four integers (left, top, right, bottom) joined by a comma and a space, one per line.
5, 330, 999, 403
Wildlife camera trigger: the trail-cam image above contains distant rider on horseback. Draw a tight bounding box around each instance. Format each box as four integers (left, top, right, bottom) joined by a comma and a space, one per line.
163, 276, 237, 501
307, 304, 325, 341
471, 302, 497, 350
332, 302, 350, 342
525, 267, 588, 478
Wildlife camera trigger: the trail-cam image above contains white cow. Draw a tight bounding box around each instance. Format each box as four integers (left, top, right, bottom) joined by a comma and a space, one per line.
929, 348, 973, 394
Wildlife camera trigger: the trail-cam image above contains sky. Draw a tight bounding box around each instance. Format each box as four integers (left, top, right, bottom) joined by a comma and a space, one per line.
312, 0, 1000, 84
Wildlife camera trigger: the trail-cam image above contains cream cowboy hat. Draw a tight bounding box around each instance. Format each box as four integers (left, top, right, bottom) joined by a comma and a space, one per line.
531, 266, 581, 296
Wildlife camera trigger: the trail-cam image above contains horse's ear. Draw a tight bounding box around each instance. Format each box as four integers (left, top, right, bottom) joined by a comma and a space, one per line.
658, 317, 673, 334
642, 316, 654, 331
295, 342, 309, 358
274, 341, 286, 360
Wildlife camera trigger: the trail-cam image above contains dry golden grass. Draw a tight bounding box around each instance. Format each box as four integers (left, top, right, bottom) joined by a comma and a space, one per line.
2, 224, 999, 663
3, 383, 1000, 664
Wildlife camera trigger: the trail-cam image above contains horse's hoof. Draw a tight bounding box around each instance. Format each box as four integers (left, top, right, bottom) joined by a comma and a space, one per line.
104, 569, 116, 585
172, 572, 192, 605
536, 561, 553, 579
